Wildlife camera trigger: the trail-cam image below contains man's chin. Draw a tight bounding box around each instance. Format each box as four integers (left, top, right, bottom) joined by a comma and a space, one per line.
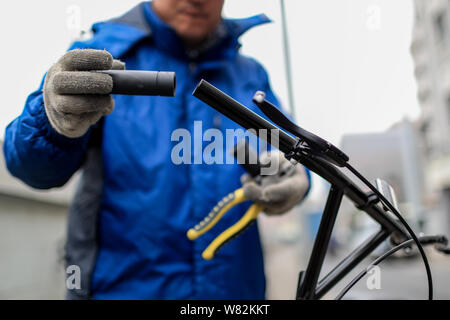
179, 30, 210, 46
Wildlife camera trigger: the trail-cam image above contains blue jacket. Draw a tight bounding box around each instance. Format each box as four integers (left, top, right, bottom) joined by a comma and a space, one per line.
4, 2, 308, 299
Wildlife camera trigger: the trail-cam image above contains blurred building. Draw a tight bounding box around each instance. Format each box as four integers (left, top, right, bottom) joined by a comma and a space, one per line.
411, 0, 450, 232
340, 120, 426, 223
0, 143, 76, 299
337, 120, 437, 256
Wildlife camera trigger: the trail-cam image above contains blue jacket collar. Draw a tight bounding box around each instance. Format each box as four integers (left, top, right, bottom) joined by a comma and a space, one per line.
90, 2, 270, 62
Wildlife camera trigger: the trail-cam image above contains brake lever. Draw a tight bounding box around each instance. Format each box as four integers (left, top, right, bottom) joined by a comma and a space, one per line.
252, 91, 349, 167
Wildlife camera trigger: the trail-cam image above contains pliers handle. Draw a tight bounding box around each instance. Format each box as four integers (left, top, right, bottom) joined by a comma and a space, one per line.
187, 188, 264, 260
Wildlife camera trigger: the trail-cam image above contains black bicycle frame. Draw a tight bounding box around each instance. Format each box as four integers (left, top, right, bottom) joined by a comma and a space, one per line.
293, 153, 408, 299
193, 80, 413, 300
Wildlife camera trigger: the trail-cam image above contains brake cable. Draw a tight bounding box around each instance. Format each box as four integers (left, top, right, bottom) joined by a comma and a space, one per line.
335, 234, 448, 300
344, 163, 433, 300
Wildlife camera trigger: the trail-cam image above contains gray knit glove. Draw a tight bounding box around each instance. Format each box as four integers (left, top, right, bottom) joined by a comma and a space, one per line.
43, 49, 125, 138
241, 151, 309, 215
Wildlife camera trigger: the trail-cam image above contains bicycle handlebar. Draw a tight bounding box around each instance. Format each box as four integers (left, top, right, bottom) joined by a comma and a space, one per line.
193, 80, 408, 238
193, 79, 296, 153
192, 79, 450, 299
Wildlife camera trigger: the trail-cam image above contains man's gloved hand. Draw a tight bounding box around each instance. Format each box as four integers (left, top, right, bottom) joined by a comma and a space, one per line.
43, 49, 125, 138
241, 150, 309, 215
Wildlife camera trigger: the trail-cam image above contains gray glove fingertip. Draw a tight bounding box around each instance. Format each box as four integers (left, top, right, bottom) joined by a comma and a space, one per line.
52, 94, 114, 115
240, 173, 252, 185
102, 96, 115, 115
242, 182, 263, 202
112, 59, 126, 70
52, 71, 113, 95
58, 49, 113, 71
44, 94, 114, 138
261, 179, 296, 204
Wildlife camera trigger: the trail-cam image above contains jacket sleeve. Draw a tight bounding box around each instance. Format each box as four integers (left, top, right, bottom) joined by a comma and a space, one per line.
3, 20, 143, 190
3, 76, 91, 189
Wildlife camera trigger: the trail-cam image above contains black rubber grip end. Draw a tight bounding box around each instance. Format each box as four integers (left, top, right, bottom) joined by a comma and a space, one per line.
98, 70, 176, 96
156, 72, 177, 97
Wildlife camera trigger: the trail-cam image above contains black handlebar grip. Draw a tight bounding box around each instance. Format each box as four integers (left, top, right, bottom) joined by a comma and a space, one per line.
98, 70, 176, 96
193, 80, 297, 155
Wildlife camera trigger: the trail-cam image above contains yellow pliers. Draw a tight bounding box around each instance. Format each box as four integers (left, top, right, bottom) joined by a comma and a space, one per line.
187, 187, 264, 260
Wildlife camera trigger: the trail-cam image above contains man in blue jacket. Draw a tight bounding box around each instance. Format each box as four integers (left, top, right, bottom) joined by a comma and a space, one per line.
3, 0, 310, 299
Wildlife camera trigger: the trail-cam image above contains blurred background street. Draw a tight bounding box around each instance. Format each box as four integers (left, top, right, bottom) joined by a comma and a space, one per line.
260, 211, 450, 300
0, 0, 449, 299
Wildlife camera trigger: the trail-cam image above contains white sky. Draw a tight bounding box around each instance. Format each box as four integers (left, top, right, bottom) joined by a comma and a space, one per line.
0, 0, 420, 146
